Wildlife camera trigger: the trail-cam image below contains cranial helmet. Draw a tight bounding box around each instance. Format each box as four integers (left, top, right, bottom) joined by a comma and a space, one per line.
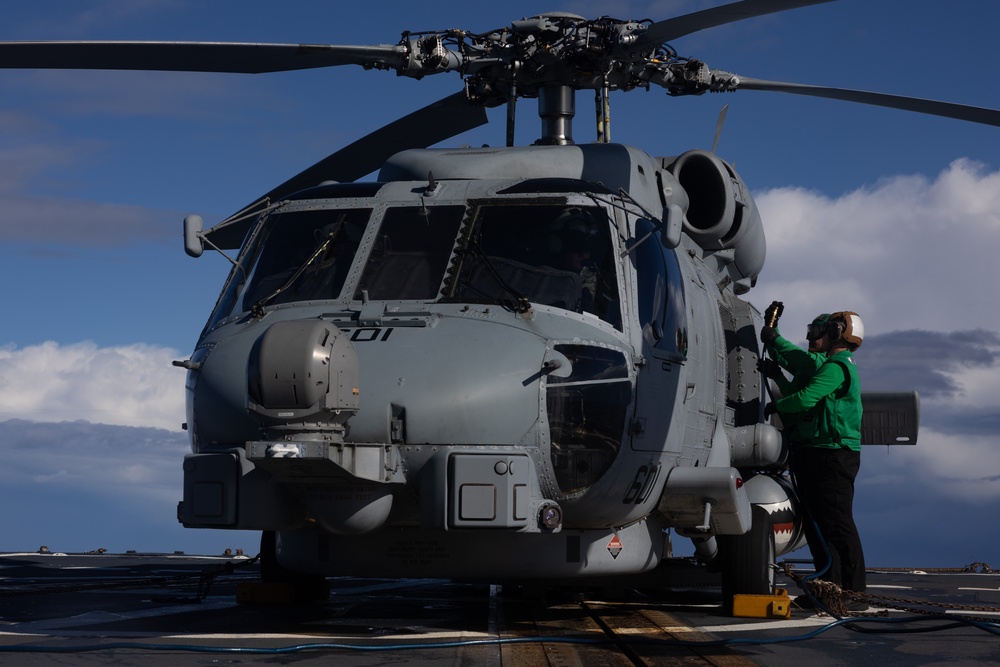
828, 311, 864, 348
547, 206, 600, 253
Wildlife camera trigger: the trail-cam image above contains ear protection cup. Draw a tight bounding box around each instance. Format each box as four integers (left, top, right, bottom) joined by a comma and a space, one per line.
827, 318, 845, 341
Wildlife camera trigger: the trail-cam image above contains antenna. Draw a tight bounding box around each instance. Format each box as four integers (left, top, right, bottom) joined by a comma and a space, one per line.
712, 104, 729, 154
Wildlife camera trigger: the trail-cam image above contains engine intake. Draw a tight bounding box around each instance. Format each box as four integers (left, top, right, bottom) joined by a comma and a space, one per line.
668, 149, 765, 293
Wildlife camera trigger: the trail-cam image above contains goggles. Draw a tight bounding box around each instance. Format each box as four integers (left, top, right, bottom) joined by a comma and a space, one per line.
806, 318, 830, 341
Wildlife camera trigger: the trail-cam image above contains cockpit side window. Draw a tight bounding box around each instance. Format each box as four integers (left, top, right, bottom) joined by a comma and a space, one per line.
633, 218, 688, 359
353, 206, 465, 300
446, 204, 622, 328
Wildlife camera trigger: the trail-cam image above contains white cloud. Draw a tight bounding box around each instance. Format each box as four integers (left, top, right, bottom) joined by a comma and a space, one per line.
749, 161, 1000, 509
0, 193, 175, 245
947, 360, 1000, 403
858, 340, 1000, 505
0, 108, 177, 245
862, 429, 1000, 504
0, 341, 186, 431
751, 159, 1000, 336
0, 420, 184, 496
0, 419, 251, 554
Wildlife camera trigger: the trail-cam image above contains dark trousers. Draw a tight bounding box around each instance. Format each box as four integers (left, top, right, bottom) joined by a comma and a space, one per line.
791, 447, 866, 592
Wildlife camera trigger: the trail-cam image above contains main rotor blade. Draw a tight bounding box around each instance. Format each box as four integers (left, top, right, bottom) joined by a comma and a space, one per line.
640, 0, 833, 46
0, 41, 406, 73
735, 76, 1000, 127
206, 91, 489, 249
263, 91, 488, 197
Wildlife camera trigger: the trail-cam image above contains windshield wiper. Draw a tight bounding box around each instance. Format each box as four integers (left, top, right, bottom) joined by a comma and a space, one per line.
251, 216, 345, 318
464, 241, 531, 314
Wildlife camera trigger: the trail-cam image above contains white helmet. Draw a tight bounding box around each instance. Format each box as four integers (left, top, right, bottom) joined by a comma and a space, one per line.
829, 311, 864, 348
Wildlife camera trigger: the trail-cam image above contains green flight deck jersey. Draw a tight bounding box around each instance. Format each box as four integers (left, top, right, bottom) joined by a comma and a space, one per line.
764, 332, 825, 443
775, 349, 862, 451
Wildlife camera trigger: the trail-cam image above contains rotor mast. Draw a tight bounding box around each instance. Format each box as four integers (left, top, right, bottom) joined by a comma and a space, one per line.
537, 85, 576, 145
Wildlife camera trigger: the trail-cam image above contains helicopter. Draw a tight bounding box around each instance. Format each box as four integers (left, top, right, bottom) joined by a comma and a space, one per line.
1, 0, 991, 603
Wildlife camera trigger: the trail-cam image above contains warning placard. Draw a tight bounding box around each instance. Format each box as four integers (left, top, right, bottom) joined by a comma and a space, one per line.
607, 535, 623, 559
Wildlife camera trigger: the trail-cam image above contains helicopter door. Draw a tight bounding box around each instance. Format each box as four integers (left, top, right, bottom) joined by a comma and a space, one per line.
629, 219, 688, 453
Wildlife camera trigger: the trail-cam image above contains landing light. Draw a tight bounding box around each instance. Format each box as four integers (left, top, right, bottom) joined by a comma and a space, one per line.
539, 502, 563, 530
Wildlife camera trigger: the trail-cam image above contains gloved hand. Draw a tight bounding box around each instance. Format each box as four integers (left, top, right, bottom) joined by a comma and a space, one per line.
758, 358, 782, 380
760, 326, 778, 346
764, 302, 782, 325
764, 402, 778, 419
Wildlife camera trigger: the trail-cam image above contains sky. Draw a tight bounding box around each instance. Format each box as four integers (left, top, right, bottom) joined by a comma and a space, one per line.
0, 0, 998, 568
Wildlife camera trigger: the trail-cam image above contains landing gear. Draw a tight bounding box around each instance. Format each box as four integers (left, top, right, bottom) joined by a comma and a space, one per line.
718, 506, 775, 610
259, 530, 331, 603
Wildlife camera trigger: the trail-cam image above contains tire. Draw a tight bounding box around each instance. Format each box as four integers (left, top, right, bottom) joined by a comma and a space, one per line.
719, 506, 776, 610
259, 530, 331, 603
259, 530, 282, 583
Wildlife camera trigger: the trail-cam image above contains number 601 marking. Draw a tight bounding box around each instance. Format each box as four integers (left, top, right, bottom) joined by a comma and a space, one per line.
350, 327, 394, 342
623, 464, 661, 505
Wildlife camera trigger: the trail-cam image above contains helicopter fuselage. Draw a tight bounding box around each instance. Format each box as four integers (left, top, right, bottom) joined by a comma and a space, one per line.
179, 142, 796, 580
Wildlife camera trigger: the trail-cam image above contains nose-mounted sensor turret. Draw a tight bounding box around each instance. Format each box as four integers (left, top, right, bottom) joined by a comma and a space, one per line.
248, 318, 360, 441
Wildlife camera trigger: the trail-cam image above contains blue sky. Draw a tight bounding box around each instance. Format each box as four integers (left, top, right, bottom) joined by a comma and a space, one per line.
0, 1, 998, 566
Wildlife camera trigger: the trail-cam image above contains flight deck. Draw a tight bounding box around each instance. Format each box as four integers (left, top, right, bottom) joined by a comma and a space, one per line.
1, 551, 997, 666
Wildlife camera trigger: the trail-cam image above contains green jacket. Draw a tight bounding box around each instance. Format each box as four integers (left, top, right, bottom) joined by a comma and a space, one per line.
764, 332, 825, 443
776, 349, 862, 451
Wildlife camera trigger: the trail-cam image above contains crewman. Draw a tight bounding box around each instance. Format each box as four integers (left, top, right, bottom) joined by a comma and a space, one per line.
761, 310, 867, 610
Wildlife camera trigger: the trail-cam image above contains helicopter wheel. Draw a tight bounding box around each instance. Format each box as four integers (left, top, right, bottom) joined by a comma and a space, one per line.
718, 506, 776, 612
259, 530, 331, 603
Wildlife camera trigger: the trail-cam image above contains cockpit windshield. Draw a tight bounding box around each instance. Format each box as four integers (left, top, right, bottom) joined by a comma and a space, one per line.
208, 198, 621, 329
354, 206, 465, 300
240, 209, 370, 313
444, 204, 620, 327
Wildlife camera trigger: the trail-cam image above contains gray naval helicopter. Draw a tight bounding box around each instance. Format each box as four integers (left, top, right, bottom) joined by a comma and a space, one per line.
2, 0, 991, 602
